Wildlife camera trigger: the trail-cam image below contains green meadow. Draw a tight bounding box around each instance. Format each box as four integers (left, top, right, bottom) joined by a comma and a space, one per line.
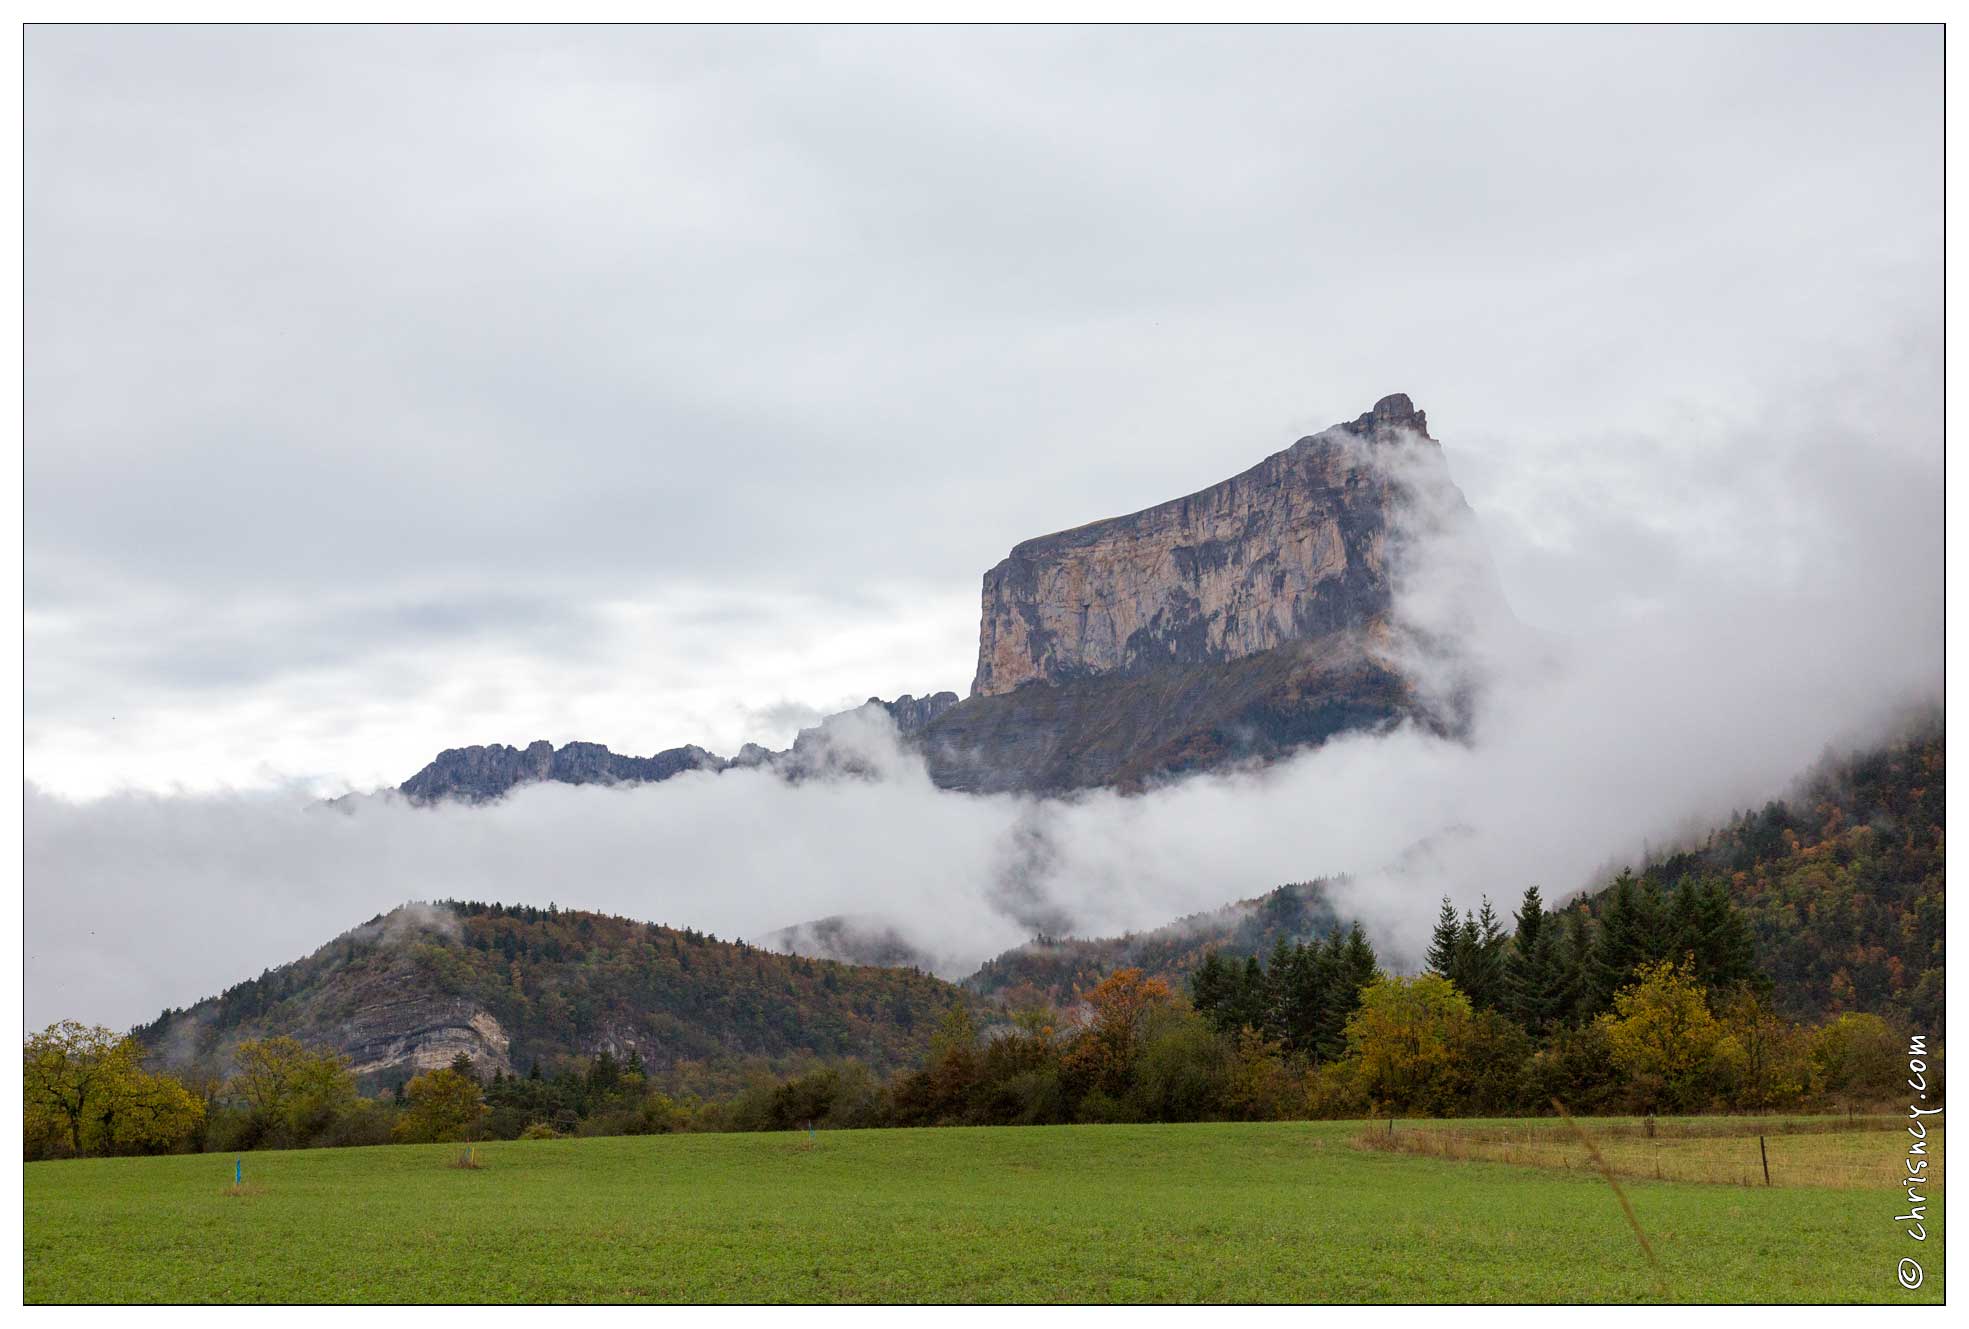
24, 1120, 1943, 1304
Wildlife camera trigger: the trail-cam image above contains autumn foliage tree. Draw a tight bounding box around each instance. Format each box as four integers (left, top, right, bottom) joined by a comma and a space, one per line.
1337, 974, 1473, 1116
1595, 961, 1738, 1113
24, 1021, 203, 1158
1063, 968, 1178, 1098
228, 1036, 360, 1148
393, 1067, 488, 1143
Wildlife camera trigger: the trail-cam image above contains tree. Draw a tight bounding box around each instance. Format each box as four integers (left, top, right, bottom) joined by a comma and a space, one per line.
1190, 951, 1239, 1032
23, 1022, 199, 1157
1425, 897, 1462, 978
1456, 897, 1509, 1011
1556, 906, 1594, 1024
229, 1037, 358, 1147
1717, 989, 1810, 1112
1810, 1012, 1903, 1108
1586, 872, 1667, 1014
1596, 960, 1737, 1113
1685, 879, 1760, 993
25, 1022, 135, 1156
1064, 968, 1178, 1097
393, 1067, 488, 1143
1336, 974, 1474, 1116
1503, 887, 1568, 1033
921, 1003, 982, 1120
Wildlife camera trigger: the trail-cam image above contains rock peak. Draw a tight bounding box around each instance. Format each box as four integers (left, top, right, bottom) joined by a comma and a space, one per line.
1356, 392, 1429, 437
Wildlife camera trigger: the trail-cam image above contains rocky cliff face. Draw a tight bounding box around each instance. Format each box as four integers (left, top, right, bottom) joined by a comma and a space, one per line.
916, 394, 1500, 792
973, 393, 1431, 697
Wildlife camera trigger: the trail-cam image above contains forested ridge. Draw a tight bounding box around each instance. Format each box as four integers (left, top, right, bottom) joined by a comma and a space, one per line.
1591, 714, 1943, 1032
133, 903, 962, 1093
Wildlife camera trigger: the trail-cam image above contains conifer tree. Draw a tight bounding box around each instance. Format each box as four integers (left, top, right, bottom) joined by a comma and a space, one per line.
1425, 897, 1462, 977
1504, 886, 1565, 1031
1467, 896, 1509, 1010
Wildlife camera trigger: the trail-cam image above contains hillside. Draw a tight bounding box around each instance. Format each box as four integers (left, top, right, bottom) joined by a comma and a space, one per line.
1590, 713, 1944, 1030
135, 902, 963, 1089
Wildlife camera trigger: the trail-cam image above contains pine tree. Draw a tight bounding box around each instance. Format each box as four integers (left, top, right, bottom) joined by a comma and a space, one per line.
1190, 952, 1236, 1032
1504, 885, 1561, 1029
1690, 878, 1759, 992
1557, 906, 1594, 1024
1261, 936, 1299, 1043
1467, 896, 1509, 1010
1587, 871, 1654, 1013
1426, 897, 1462, 977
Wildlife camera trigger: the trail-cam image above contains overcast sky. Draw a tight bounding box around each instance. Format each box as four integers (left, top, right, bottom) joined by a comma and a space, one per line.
23, 26, 1942, 1028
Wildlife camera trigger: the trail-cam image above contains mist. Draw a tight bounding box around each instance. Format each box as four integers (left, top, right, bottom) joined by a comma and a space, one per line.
25, 369, 1940, 1033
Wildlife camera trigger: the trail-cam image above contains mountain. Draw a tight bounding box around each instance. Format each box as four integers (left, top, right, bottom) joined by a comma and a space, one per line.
395, 393, 1502, 800
913, 393, 1506, 792
134, 902, 963, 1089
400, 741, 725, 805
398, 692, 958, 804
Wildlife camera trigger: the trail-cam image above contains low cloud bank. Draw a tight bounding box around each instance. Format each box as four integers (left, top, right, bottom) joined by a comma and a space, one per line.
26, 390, 1940, 1032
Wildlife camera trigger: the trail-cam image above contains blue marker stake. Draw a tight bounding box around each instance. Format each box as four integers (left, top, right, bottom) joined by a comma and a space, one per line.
234, 1158, 242, 1186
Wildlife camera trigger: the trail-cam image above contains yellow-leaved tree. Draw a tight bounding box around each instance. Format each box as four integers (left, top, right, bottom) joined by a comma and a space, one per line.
24, 1021, 204, 1158
1337, 974, 1473, 1116
1596, 960, 1737, 1113
393, 1066, 487, 1143
228, 1036, 360, 1148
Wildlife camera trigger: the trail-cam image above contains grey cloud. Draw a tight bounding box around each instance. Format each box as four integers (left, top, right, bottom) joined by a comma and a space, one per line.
22, 26, 1941, 1026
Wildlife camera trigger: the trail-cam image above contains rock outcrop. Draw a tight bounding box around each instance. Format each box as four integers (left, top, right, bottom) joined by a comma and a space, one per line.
973, 393, 1430, 697
914, 394, 1503, 792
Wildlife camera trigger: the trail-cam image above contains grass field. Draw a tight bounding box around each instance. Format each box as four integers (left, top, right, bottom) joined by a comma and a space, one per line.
25, 1120, 1945, 1304
1358, 1115, 1941, 1190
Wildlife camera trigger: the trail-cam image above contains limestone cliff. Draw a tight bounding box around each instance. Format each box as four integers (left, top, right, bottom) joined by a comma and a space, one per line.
915, 394, 1499, 792
973, 393, 1431, 697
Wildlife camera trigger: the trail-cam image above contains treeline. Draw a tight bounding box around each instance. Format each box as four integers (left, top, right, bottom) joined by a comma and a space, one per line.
26, 877, 1930, 1161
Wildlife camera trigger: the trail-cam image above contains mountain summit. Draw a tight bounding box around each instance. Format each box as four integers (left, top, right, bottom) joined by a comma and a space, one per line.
912, 394, 1504, 791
